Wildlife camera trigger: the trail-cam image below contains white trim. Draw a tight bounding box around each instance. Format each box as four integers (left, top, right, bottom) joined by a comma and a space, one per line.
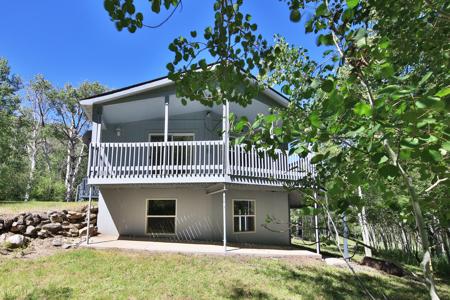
88, 176, 225, 185
232, 199, 256, 234
164, 95, 169, 142
145, 198, 177, 235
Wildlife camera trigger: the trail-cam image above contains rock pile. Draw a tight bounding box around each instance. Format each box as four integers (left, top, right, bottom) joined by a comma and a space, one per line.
0, 205, 98, 249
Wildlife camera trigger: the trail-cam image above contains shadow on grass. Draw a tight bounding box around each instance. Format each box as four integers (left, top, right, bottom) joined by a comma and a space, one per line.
223, 280, 273, 300
290, 242, 342, 259
256, 263, 437, 300
3, 286, 73, 300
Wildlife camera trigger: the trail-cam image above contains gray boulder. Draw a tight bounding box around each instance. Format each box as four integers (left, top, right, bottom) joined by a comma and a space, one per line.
6, 234, 26, 248
15, 215, 24, 225
72, 223, 84, 229
25, 225, 37, 237
0, 232, 13, 244
49, 213, 63, 223
37, 230, 49, 239
3, 218, 13, 231
10, 222, 26, 233
52, 238, 63, 247
42, 223, 62, 233
40, 220, 51, 225
38, 212, 48, 220
25, 215, 34, 226
69, 227, 79, 237
67, 211, 84, 221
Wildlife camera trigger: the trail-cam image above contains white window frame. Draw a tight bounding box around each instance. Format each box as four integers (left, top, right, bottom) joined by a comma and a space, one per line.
232, 199, 256, 233
145, 198, 177, 235
148, 133, 195, 142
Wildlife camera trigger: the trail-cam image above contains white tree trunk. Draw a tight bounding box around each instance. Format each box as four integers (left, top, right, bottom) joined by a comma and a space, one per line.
384, 140, 440, 300
64, 129, 76, 202
24, 127, 38, 201
69, 143, 85, 201
358, 206, 373, 257
357, 187, 372, 257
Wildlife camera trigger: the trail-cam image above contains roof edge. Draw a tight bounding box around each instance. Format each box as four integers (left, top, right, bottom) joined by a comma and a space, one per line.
80, 75, 290, 120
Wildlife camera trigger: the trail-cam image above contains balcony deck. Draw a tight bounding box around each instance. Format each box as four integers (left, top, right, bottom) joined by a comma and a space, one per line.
87, 140, 314, 186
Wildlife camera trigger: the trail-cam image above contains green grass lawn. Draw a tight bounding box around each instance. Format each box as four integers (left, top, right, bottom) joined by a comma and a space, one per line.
1, 249, 449, 300
293, 237, 450, 279
0, 201, 93, 216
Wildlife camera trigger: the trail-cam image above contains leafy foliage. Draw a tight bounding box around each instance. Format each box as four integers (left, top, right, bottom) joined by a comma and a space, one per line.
0, 58, 28, 200
102, 0, 449, 296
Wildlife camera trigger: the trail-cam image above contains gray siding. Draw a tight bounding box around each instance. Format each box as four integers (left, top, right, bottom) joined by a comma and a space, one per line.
97, 186, 290, 245
102, 110, 222, 143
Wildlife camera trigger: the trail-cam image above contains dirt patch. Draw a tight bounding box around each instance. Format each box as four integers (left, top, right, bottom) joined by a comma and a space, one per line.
0, 237, 82, 260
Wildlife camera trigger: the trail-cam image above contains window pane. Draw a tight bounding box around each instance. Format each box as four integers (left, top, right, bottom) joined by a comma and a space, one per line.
147, 217, 175, 234
150, 135, 165, 142
233, 216, 255, 232
173, 135, 194, 141
234, 217, 240, 232
234, 200, 254, 215
148, 200, 176, 215
245, 216, 255, 231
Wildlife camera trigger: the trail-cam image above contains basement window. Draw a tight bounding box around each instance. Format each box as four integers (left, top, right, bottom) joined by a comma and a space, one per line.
146, 199, 176, 234
233, 200, 256, 233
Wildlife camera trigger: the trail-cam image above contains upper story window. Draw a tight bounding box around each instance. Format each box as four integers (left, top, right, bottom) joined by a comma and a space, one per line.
233, 200, 256, 233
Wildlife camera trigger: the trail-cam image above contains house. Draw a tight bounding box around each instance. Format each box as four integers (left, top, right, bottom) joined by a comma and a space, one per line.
79, 75, 313, 247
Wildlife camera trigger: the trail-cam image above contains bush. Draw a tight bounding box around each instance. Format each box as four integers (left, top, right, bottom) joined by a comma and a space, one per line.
434, 256, 450, 279
31, 175, 65, 201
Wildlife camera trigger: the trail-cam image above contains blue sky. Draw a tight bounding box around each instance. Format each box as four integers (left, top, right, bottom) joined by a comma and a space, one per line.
0, 0, 321, 90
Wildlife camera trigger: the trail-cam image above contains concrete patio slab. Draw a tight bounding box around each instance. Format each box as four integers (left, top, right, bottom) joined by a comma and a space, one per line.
81, 235, 322, 258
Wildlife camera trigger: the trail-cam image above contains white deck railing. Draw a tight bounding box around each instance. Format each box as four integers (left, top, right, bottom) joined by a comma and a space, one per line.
229, 144, 313, 181
88, 141, 313, 184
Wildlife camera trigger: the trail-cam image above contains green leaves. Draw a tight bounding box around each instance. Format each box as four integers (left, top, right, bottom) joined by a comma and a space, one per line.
378, 155, 389, 164
315, 3, 328, 16
415, 96, 444, 111
435, 86, 450, 98
422, 149, 442, 162
380, 62, 394, 78
317, 34, 334, 46
309, 112, 322, 128
353, 102, 372, 116
441, 141, 450, 152
151, 0, 161, 13
346, 0, 359, 9
321, 79, 334, 92
378, 164, 399, 178
166, 63, 174, 72
289, 10, 301, 23
310, 154, 325, 164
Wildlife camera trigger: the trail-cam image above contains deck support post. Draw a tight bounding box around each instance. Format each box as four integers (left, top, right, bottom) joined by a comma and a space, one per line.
164, 95, 169, 142
91, 107, 102, 179
222, 100, 229, 175
222, 184, 227, 253
86, 185, 92, 245
314, 191, 320, 254
92, 106, 102, 144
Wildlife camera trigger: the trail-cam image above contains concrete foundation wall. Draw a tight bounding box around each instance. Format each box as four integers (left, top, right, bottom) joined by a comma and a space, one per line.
97, 186, 290, 245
